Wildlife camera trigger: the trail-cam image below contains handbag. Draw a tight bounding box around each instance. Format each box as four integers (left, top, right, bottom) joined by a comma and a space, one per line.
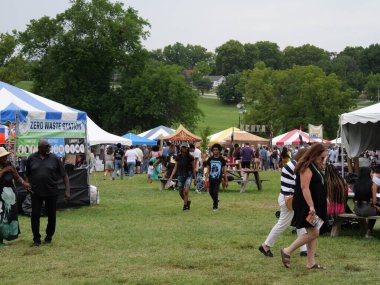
285, 195, 293, 210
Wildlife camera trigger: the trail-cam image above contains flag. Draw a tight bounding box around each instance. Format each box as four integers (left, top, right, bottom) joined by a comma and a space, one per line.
231, 127, 234, 144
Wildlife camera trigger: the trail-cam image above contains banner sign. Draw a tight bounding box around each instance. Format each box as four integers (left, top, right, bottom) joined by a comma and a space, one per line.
17, 119, 86, 157
240, 124, 267, 133
309, 124, 323, 140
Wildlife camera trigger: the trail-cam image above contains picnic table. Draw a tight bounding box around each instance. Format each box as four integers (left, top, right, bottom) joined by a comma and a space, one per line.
227, 168, 264, 192
330, 191, 380, 237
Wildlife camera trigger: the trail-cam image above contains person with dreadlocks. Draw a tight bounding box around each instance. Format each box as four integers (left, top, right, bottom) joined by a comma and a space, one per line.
353, 167, 380, 238
281, 143, 328, 270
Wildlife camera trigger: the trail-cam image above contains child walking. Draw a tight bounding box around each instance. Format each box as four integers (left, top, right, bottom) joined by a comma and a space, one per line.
205, 144, 227, 211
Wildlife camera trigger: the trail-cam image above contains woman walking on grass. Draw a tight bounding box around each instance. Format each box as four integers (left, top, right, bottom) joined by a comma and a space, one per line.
104, 146, 114, 180
281, 143, 328, 270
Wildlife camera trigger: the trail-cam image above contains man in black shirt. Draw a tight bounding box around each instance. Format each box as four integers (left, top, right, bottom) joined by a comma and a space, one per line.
206, 143, 227, 211
112, 143, 125, 180
25, 140, 70, 247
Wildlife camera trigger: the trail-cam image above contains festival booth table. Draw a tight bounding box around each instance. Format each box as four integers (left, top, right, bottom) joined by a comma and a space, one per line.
122, 132, 156, 146
160, 124, 201, 144
0, 81, 90, 212
138, 125, 175, 141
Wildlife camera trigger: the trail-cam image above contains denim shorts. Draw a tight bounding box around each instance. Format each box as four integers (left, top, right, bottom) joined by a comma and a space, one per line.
177, 175, 193, 190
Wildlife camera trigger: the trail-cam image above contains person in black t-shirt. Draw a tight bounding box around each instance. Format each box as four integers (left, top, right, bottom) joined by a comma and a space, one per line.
112, 143, 125, 180
205, 143, 227, 211
168, 143, 196, 211
25, 140, 70, 247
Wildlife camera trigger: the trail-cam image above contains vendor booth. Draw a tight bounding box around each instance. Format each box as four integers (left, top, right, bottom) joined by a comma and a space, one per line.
273, 129, 331, 146
340, 103, 380, 158
161, 124, 201, 143
0, 81, 90, 211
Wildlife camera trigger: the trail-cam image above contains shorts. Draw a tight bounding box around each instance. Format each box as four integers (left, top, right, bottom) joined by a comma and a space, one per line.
105, 161, 114, 170
241, 161, 251, 168
177, 175, 193, 190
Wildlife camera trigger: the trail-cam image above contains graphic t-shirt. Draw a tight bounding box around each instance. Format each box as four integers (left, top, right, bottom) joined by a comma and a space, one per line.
114, 148, 125, 160
207, 156, 226, 181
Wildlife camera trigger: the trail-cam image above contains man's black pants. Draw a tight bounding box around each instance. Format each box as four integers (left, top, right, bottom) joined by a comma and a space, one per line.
31, 194, 58, 242
209, 180, 221, 209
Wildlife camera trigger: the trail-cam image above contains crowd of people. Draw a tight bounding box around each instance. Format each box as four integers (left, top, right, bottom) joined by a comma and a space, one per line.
2, 139, 380, 272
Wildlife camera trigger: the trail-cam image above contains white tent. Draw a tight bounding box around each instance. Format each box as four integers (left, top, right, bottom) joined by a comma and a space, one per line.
339, 103, 380, 158
87, 117, 131, 146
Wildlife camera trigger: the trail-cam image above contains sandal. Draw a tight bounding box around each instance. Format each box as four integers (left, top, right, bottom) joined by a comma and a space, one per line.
308, 264, 325, 270
280, 248, 291, 268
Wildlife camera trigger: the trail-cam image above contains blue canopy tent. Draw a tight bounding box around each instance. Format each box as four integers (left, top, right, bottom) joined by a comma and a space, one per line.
0, 81, 90, 210
122, 132, 157, 146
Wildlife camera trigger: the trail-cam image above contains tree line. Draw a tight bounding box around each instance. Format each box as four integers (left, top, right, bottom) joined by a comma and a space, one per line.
0, 0, 379, 137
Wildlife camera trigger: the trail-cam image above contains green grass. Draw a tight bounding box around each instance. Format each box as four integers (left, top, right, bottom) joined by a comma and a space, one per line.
15, 81, 34, 91
1, 172, 379, 285
197, 96, 239, 134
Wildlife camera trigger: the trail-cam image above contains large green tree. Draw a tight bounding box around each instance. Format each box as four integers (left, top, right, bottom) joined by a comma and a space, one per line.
0, 33, 31, 84
255, 41, 283, 69
283, 44, 331, 71
18, 0, 149, 126
215, 40, 245, 75
360, 44, 380, 75
105, 62, 203, 133
162, 42, 212, 69
240, 64, 355, 138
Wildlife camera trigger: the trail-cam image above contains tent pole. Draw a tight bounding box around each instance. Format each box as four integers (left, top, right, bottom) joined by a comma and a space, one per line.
13, 111, 19, 166
339, 117, 344, 177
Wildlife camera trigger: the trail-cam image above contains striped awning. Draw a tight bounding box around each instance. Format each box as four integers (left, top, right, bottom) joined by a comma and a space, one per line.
0, 81, 87, 124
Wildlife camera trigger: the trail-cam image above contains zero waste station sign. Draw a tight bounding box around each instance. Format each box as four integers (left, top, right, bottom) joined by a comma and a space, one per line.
17, 119, 86, 157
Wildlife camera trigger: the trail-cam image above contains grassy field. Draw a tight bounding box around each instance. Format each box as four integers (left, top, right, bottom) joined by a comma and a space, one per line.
197, 96, 239, 134
1, 172, 379, 285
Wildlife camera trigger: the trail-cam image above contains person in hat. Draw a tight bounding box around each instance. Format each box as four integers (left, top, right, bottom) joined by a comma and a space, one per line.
25, 140, 70, 247
205, 143, 227, 211
0, 147, 31, 248
168, 143, 196, 211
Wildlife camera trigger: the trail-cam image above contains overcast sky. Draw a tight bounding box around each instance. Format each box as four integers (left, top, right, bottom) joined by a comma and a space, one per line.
1, 0, 379, 53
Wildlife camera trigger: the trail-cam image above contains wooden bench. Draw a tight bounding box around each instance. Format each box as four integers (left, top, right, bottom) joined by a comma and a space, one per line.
330, 213, 380, 237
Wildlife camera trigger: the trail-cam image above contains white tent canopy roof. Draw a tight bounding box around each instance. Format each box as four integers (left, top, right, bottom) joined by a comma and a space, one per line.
340, 103, 380, 158
87, 117, 131, 146
340, 103, 380, 125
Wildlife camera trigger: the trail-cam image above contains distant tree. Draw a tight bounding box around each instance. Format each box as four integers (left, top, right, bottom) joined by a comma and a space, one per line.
240, 64, 355, 138
215, 40, 245, 75
283, 44, 331, 71
360, 44, 380, 74
199, 126, 212, 152
216, 73, 243, 104
255, 41, 283, 69
364, 73, 380, 102
104, 62, 203, 133
0, 33, 17, 66
162, 42, 212, 69
193, 77, 213, 95
243, 43, 259, 70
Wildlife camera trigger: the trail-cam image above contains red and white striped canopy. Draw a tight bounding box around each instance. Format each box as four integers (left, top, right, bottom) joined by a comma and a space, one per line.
272, 129, 332, 146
